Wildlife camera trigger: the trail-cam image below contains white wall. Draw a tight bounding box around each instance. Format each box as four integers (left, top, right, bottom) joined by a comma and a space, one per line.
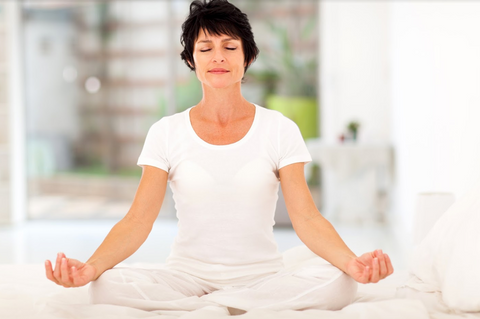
320, 1, 390, 144
320, 1, 480, 244
5, 1, 26, 224
390, 2, 480, 240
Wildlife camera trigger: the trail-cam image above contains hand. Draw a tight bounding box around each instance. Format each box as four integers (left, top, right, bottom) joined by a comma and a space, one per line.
45, 252, 97, 288
345, 249, 394, 284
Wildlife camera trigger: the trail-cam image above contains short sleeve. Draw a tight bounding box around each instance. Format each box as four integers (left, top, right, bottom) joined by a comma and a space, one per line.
278, 115, 312, 169
137, 118, 170, 172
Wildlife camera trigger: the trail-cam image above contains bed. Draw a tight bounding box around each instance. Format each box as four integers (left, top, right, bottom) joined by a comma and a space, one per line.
0, 254, 476, 319
1, 183, 479, 319
0, 257, 425, 319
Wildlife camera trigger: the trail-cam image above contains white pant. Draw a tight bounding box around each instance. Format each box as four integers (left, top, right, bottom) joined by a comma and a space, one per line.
89, 257, 357, 315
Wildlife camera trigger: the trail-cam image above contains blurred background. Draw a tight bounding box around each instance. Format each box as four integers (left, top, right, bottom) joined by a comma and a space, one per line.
1, 1, 480, 268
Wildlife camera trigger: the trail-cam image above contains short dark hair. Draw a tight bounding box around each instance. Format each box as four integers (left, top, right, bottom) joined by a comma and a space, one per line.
180, 0, 259, 73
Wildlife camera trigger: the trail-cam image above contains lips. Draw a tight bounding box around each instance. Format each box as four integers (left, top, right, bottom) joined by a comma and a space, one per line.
209, 68, 229, 74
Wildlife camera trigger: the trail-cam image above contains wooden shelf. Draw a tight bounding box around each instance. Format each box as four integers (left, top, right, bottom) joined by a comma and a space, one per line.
78, 49, 170, 60
0, 183, 9, 193
104, 79, 166, 88
78, 76, 166, 88
248, 5, 317, 19
80, 107, 158, 116
0, 145, 9, 155
74, 19, 185, 32
115, 136, 145, 144
82, 134, 144, 144
104, 20, 184, 30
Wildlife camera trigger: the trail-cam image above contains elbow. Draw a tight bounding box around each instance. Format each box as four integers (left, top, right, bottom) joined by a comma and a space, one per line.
290, 209, 328, 236
290, 207, 324, 226
122, 212, 154, 234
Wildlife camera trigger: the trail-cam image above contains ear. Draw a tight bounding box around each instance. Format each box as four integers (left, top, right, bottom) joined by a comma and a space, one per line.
187, 59, 195, 69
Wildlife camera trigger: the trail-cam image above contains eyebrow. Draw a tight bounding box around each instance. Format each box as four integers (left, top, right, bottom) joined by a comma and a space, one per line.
196, 37, 239, 44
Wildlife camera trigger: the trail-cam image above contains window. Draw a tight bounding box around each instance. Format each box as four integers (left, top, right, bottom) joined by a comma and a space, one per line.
23, 0, 319, 220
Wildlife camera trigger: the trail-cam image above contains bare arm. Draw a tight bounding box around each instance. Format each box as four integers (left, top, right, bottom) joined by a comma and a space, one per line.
86, 165, 168, 278
279, 163, 393, 283
45, 165, 168, 286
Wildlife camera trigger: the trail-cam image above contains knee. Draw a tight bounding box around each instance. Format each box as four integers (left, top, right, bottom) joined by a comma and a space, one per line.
89, 278, 107, 305
326, 272, 358, 310
89, 268, 124, 305
297, 259, 358, 310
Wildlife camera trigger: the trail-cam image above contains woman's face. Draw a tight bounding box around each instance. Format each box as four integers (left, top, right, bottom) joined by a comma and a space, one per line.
191, 31, 247, 90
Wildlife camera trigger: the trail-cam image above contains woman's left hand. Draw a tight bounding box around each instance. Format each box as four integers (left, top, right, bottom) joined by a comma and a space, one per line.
345, 249, 394, 284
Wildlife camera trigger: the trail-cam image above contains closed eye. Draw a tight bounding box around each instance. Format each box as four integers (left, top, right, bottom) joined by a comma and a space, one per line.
200, 48, 237, 52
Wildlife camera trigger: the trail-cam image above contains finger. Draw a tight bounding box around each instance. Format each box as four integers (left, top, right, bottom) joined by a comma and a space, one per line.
53, 253, 62, 282
385, 254, 394, 275
361, 266, 370, 284
71, 266, 87, 287
377, 251, 388, 279
45, 260, 59, 285
71, 266, 80, 287
370, 257, 380, 283
72, 267, 80, 287
60, 258, 72, 287
355, 264, 369, 284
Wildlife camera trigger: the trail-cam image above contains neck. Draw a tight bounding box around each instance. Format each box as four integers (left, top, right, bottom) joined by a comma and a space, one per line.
195, 82, 253, 124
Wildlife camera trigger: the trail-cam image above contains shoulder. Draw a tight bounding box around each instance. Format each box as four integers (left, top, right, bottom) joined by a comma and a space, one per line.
255, 104, 282, 120
149, 108, 190, 131
255, 104, 293, 126
255, 104, 299, 131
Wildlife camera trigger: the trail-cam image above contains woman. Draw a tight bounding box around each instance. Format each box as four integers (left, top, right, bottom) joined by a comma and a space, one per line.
45, 0, 393, 314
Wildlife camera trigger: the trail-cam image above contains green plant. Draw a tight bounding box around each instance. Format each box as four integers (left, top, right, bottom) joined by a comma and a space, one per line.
347, 121, 360, 134
347, 121, 361, 140
249, 18, 317, 99
175, 73, 203, 112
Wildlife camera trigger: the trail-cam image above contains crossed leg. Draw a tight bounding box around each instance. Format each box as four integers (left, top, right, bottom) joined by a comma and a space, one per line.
89, 267, 220, 313
90, 257, 357, 314
200, 257, 358, 312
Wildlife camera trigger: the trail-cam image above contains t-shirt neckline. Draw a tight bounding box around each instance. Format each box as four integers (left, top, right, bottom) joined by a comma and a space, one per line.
185, 104, 259, 149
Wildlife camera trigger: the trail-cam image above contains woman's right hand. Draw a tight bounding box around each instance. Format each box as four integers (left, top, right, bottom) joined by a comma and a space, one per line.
45, 252, 97, 288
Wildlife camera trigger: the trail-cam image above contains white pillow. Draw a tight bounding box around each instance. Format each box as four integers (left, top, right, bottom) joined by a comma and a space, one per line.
410, 179, 480, 312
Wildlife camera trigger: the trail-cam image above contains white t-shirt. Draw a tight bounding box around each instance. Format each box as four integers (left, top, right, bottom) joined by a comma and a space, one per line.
137, 104, 312, 285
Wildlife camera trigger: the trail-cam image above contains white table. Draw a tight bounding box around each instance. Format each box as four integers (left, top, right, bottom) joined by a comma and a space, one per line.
306, 139, 394, 224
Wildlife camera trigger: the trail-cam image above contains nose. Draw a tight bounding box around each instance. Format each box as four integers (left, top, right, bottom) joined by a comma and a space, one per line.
212, 49, 225, 63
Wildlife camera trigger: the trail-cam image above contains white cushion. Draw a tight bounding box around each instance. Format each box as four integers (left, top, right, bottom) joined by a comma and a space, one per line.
410, 179, 480, 312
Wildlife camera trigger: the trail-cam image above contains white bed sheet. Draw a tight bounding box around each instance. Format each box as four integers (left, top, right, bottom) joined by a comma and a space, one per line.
0, 262, 473, 319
